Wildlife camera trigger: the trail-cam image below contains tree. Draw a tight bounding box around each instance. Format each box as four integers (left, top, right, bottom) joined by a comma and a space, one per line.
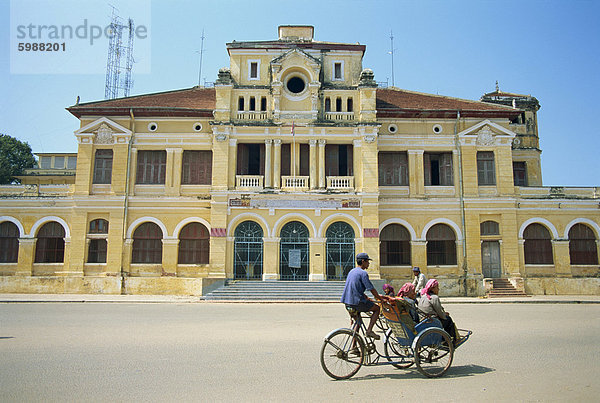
0, 133, 37, 184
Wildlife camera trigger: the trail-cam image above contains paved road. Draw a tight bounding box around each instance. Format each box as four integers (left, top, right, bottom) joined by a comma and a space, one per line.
1, 303, 598, 402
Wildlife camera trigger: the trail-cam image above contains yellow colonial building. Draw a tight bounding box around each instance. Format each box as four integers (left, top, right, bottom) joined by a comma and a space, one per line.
1, 26, 598, 296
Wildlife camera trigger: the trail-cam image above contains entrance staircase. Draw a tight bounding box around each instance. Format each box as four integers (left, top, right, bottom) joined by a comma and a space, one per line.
487, 278, 528, 298
203, 280, 347, 301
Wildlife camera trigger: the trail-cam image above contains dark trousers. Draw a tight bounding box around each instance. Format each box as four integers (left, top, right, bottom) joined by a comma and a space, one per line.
440, 315, 457, 342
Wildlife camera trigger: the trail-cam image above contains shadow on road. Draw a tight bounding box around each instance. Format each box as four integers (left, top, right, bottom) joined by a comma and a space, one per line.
0, 336, 15, 340
347, 364, 495, 381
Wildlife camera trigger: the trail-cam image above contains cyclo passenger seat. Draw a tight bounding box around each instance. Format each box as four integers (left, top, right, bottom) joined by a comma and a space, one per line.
380, 299, 417, 336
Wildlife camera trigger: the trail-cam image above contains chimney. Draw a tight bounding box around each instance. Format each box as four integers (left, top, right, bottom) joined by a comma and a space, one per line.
278, 25, 314, 41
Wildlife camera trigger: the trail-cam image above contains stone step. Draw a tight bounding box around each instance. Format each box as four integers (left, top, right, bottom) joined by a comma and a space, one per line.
204, 280, 347, 301
488, 278, 528, 298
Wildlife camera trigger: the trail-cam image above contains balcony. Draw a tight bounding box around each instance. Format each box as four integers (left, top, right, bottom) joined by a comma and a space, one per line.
236, 175, 264, 190
325, 112, 354, 121
0, 184, 72, 197
236, 111, 268, 120
281, 176, 309, 191
327, 176, 354, 191
516, 186, 600, 199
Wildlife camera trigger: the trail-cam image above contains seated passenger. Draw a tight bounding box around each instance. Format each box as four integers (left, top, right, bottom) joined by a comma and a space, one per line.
382, 283, 395, 297
417, 279, 458, 344
397, 282, 420, 323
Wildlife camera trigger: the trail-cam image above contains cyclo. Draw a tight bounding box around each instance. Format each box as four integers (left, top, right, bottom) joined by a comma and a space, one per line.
320, 298, 472, 379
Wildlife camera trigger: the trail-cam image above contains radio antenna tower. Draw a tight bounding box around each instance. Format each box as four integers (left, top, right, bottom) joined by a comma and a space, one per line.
105, 6, 135, 99
197, 28, 205, 86
389, 30, 396, 87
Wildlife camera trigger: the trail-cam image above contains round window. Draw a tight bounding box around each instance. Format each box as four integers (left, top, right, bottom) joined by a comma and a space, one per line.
286, 76, 306, 94
193, 122, 202, 132
148, 122, 158, 132
433, 124, 443, 134
388, 124, 398, 134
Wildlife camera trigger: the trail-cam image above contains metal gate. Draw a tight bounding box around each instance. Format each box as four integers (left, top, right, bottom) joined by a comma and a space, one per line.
279, 221, 309, 281
326, 222, 355, 280
481, 240, 501, 278
233, 221, 263, 280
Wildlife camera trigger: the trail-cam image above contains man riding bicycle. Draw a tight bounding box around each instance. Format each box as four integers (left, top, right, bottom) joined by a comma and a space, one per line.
340, 253, 384, 340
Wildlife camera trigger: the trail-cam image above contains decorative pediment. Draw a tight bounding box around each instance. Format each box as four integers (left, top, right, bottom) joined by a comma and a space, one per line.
270, 48, 321, 82
74, 117, 132, 145
457, 119, 516, 147
95, 123, 114, 144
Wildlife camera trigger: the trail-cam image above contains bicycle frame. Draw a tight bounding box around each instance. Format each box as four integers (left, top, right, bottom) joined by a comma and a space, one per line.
348, 310, 410, 367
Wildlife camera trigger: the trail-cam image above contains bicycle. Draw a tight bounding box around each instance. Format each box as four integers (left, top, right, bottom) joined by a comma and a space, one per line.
320, 298, 472, 379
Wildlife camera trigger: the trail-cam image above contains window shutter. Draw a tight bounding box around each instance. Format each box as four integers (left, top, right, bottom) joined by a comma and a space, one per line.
346, 144, 353, 176
281, 144, 291, 176
325, 145, 338, 176
237, 144, 248, 175
441, 153, 453, 186
424, 154, 431, 186
259, 143, 265, 176
299, 144, 309, 176
399, 153, 408, 186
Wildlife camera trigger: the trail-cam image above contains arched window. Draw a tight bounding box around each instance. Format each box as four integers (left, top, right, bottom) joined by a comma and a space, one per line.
480, 221, 500, 236
88, 219, 108, 263
178, 222, 210, 264
426, 224, 456, 266
132, 223, 162, 264
523, 223, 553, 264
569, 224, 598, 265
0, 221, 20, 263
380, 224, 411, 266
35, 222, 65, 263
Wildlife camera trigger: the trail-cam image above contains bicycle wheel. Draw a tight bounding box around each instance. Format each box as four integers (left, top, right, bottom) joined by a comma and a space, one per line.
383, 328, 414, 369
320, 329, 365, 380
414, 328, 454, 378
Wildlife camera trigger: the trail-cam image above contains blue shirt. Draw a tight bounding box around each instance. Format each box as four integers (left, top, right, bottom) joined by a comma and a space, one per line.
340, 267, 375, 305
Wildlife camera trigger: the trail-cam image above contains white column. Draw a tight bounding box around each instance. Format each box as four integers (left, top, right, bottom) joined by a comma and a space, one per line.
318, 139, 326, 189
273, 139, 281, 189
309, 139, 317, 190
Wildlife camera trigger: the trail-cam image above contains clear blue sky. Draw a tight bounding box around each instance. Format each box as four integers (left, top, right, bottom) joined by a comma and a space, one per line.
1, 0, 598, 186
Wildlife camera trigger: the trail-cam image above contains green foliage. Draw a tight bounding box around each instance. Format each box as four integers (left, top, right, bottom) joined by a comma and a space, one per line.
0, 133, 37, 184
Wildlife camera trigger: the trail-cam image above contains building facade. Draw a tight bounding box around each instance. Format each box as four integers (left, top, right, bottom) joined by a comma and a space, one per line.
1, 26, 599, 296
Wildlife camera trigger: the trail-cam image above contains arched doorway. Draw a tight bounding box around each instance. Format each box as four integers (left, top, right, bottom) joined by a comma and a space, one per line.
326, 222, 355, 280
279, 221, 309, 281
480, 221, 501, 278
234, 221, 263, 280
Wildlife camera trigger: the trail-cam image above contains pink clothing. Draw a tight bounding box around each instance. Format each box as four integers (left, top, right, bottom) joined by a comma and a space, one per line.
397, 282, 415, 297
420, 279, 439, 300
